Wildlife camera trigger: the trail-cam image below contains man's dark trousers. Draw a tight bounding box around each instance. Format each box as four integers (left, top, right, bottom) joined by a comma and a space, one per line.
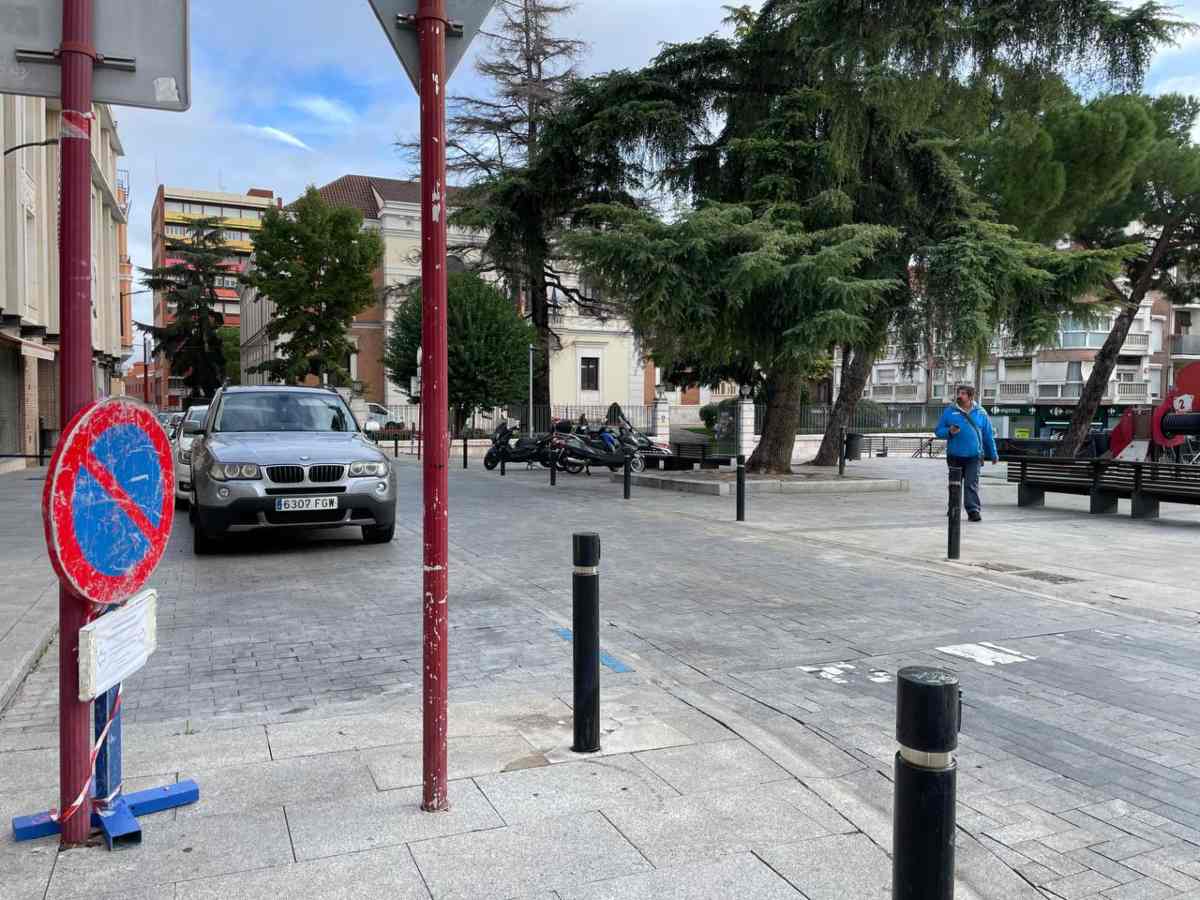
947, 455, 982, 514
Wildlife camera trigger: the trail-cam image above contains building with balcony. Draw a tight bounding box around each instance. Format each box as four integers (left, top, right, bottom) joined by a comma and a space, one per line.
0, 96, 131, 470
150, 185, 280, 408
852, 293, 1178, 438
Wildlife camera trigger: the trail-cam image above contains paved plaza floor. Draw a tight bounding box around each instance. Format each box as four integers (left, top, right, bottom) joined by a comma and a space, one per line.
3, 454, 1200, 898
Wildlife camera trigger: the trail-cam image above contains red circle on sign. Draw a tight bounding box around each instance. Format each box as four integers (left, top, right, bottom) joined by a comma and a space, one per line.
42, 398, 175, 605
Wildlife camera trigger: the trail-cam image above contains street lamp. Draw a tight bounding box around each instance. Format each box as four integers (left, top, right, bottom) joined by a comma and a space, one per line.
528, 344, 535, 432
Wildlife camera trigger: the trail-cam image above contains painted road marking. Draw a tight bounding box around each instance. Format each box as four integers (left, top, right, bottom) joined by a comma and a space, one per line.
553, 628, 635, 673
936, 642, 1038, 666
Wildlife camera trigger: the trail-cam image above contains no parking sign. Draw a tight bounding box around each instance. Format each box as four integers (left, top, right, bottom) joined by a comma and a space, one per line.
43, 397, 175, 605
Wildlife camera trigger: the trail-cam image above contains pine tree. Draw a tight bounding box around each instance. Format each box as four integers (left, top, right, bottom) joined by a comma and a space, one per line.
244, 187, 384, 387
138, 218, 230, 401
535, 1, 1183, 470
404, 0, 588, 408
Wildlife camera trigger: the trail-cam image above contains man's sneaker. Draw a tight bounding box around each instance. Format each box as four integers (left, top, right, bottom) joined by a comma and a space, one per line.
968, 511, 982, 522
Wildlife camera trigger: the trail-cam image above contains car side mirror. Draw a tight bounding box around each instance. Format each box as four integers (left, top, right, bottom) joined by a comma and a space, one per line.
365, 420, 382, 433
182, 421, 203, 436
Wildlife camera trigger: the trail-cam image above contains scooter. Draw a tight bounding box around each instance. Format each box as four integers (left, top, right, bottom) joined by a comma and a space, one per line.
554, 425, 639, 473
484, 423, 554, 470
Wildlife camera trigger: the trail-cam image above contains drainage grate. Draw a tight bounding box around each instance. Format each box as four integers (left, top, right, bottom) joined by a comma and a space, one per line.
1015, 570, 1082, 585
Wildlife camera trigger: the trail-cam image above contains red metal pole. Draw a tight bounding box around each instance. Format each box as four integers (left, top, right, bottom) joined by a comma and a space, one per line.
418, 0, 450, 813
143, 336, 150, 405
58, 0, 95, 846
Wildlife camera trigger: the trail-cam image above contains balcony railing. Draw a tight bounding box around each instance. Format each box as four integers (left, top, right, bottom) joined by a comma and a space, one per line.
1115, 381, 1149, 401
1121, 331, 1150, 353
1172, 334, 1200, 356
869, 384, 922, 401
998, 382, 1034, 400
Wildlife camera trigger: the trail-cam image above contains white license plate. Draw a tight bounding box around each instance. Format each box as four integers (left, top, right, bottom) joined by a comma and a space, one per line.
274, 496, 338, 512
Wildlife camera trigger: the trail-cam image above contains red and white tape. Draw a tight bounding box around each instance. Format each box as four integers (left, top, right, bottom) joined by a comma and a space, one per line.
49, 683, 122, 824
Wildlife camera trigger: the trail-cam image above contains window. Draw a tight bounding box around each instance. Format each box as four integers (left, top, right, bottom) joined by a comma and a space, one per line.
875, 367, 896, 383
164, 224, 187, 237
165, 200, 183, 213
1066, 361, 1082, 382
214, 392, 356, 433
580, 357, 600, 392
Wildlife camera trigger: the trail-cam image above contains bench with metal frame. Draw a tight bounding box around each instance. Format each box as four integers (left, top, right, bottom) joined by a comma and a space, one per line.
1006, 455, 1200, 520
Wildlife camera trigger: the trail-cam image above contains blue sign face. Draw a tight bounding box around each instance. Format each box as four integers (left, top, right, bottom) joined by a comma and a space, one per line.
45, 398, 175, 605
71, 424, 167, 577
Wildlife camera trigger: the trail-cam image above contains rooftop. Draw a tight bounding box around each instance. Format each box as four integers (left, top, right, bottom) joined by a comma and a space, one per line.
309, 174, 463, 219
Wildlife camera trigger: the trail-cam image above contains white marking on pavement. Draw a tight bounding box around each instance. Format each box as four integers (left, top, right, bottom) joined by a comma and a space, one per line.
936, 642, 1038, 666
800, 662, 856, 684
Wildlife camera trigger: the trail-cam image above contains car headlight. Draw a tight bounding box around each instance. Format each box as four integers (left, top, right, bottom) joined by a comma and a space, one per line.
178, 447, 191, 464
209, 462, 261, 481
348, 460, 388, 477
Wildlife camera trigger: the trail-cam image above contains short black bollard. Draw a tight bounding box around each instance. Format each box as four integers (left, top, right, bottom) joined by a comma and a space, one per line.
572, 532, 601, 754
463, 435, 469, 469
623, 457, 632, 500
736, 454, 746, 522
838, 426, 847, 477
893, 667, 960, 900
500, 453, 506, 477
550, 454, 557, 486
947, 466, 962, 560
393, 433, 399, 457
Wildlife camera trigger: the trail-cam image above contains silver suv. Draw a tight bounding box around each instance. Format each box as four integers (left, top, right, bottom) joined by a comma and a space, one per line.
186, 385, 395, 554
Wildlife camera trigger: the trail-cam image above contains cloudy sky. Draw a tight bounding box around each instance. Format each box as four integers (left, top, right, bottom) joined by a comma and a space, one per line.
116, 0, 1200, 333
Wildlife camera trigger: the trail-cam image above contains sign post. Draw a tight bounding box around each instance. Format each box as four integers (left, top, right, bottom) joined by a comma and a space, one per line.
368, 0, 494, 812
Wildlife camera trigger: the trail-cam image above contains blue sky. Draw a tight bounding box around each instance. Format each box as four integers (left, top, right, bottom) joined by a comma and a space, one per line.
118, 0, 1200, 332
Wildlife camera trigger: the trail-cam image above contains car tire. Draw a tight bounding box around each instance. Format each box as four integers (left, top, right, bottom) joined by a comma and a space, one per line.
363, 523, 395, 544
174, 494, 189, 510
192, 521, 216, 555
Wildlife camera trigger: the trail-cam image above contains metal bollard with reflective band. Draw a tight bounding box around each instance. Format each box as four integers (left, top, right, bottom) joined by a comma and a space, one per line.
893, 666, 961, 900
947, 466, 962, 560
736, 454, 746, 522
572, 532, 601, 753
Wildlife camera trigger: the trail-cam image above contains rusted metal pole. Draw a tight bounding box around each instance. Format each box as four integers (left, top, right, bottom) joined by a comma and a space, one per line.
418, 0, 450, 813
57, 0, 96, 847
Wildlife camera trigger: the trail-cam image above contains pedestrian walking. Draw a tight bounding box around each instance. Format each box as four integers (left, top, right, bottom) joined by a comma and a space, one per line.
934, 385, 998, 522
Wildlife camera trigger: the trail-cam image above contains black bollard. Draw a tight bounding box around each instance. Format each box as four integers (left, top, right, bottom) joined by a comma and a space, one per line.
551, 453, 557, 486
393, 433, 399, 457
893, 667, 960, 900
500, 454, 506, 477
623, 457, 632, 500
947, 466, 962, 560
838, 426, 847, 477
736, 454, 746, 522
572, 532, 601, 753
463, 434, 468, 470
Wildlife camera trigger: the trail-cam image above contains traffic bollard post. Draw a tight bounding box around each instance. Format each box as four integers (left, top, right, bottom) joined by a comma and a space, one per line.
736, 454, 746, 521
893, 667, 960, 900
551, 453, 557, 486
572, 532, 601, 753
839, 426, 847, 477
948, 466, 962, 560
500, 454, 506, 477
463, 434, 468, 470
623, 457, 632, 500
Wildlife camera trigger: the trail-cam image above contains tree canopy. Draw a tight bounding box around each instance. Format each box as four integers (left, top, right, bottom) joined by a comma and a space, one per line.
244, 187, 384, 388
138, 217, 229, 401
385, 272, 534, 419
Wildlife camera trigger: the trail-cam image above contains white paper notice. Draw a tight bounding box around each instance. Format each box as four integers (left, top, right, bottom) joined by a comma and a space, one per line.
78, 589, 158, 701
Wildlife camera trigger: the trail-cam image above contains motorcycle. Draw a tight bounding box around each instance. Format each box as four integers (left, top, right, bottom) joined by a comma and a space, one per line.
485, 422, 580, 472
554, 423, 640, 473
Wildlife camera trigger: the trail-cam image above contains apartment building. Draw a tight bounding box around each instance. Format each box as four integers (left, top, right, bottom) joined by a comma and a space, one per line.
243, 174, 653, 413
149, 185, 279, 408
857, 293, 1181, 438
0, 96, 131, 470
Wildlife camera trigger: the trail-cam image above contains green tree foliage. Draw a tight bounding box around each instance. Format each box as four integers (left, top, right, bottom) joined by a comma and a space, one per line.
1055, 93, 1200, 455
385, 272, 535, 424
540, 1, 1180, 468
244, 187, 384, 386
138, 218, 229, 401
219, 326, 241, 385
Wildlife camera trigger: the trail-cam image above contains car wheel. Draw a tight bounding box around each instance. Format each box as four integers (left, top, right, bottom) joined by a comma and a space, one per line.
192, 521, 216, 555
174, 494, 189, 510
363, 523, 395, 544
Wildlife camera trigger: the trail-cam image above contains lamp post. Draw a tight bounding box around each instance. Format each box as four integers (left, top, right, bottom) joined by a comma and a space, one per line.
529, 343, 535, 432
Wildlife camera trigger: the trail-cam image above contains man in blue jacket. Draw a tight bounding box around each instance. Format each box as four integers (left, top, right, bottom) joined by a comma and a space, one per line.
934, 384, 998, 522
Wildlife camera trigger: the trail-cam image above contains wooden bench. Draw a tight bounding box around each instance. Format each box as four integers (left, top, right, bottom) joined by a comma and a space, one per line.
666, 442, 732, 471
1004, 455, 1200, 519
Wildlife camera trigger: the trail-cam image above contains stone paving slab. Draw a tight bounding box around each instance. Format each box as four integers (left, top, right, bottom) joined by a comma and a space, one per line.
407, 810, 652, 900
366, 733, 544, 790
557, 852, 803, 899
757, 832, 891, 899
286, 778, 502, 861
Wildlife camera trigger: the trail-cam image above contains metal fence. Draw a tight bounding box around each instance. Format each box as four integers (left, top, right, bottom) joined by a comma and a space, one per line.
527, 404, 653, 434
754, 403, 945, 435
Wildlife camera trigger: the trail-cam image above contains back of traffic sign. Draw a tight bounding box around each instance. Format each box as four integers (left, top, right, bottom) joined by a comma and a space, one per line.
0, 0, 190, 110
367, 0, 494, 90
43, 397, 175, 606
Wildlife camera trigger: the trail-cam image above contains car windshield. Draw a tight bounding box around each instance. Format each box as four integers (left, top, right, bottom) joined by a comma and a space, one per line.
184, 405, 208, 423
214, 392, 357, 433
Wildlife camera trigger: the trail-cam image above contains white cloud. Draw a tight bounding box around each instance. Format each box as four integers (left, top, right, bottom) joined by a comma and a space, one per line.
291, 96, 357, 126
243, 125, 314, 151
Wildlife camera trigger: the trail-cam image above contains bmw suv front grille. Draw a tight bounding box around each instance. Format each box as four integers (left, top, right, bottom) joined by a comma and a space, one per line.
267, 465, 304, 483
308, 464, 345, 483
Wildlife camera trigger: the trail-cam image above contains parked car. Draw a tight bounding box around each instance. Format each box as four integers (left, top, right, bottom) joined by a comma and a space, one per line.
172, 404, 209, 506
187, 385, 392, 553
157, 411, 184, 439
364, 402, 392, 430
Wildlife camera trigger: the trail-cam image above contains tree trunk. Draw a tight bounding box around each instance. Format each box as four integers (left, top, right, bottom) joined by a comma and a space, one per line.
1054, 301, 1139, 457
1056, 229, 1172, 458
839, 344, 853, 399
747, 367, 803, 474
813, 345, 875, 465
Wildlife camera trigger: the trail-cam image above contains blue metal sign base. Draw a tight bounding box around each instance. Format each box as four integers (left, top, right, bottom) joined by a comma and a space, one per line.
12, 781, 199, 847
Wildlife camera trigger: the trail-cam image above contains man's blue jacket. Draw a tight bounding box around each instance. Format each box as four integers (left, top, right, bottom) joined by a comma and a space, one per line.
934, 403, 999, 462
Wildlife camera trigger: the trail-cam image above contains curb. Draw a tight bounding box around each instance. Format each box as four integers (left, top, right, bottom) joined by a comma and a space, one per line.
0, 584, 58, 715
610, 472, 910, 496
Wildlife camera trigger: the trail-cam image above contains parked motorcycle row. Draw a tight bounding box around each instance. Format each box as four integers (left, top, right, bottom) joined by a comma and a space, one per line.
484, 415, 672, 476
